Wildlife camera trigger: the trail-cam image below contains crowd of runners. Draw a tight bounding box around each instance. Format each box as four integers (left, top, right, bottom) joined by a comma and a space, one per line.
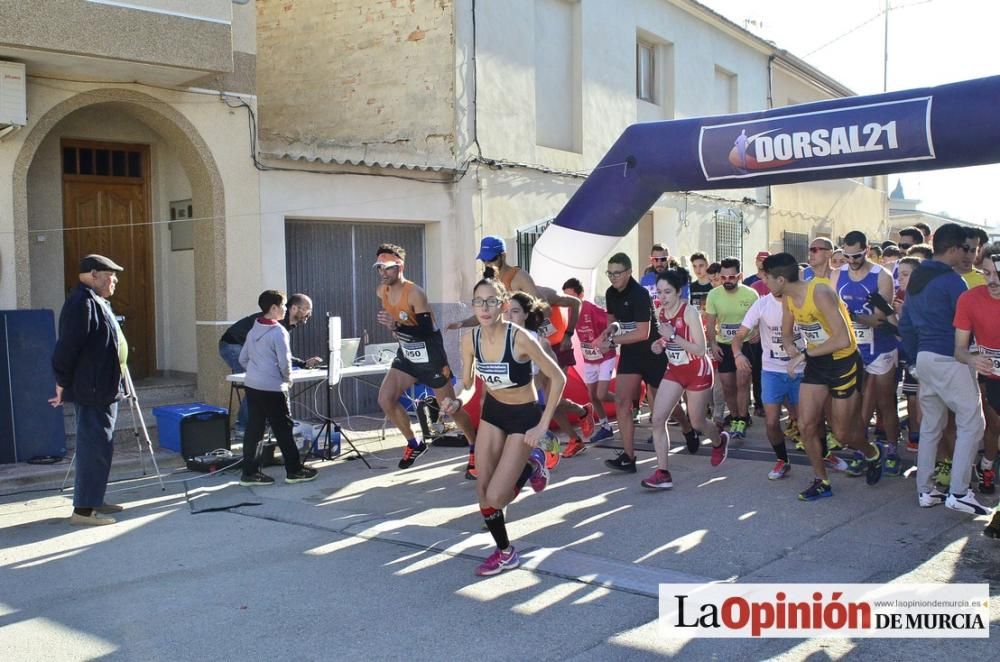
371, 219, 1000, 576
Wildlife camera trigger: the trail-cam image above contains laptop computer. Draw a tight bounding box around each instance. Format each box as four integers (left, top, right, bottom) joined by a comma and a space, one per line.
339, 337, 361, 368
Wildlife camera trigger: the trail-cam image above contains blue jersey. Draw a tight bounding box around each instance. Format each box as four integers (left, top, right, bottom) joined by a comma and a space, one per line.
835, 264, 896, 362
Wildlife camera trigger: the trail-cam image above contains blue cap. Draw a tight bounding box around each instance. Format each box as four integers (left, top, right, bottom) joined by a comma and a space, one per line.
476, 235, 506, 261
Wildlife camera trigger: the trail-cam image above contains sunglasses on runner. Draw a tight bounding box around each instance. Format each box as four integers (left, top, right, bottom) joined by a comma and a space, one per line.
650, 257, 669, 262
720, 275, 740, 281
959, 244, 973, 253
898, 243, 913, 250
808, 246, 830, 253
843, 249, 868, 260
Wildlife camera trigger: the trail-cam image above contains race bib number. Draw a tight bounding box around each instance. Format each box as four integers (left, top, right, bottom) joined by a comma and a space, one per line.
800, 322, 829, 347
477, 362, 515, 390
721, 324, 740, 340
582, 342, 604, 361
615, 322, 636, 337
537, 319, 557, 338
665, 344, 689, 366
400, 341, 429, 364
980, 346, 1000, 377
852, 323, 874, 346
769, 333, 789, 360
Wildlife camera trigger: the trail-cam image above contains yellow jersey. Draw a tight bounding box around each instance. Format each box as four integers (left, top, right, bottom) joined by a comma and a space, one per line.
786, 279, 857, 360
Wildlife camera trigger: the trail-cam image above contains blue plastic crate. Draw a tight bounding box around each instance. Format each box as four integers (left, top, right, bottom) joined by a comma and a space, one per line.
152, 403, 228, 453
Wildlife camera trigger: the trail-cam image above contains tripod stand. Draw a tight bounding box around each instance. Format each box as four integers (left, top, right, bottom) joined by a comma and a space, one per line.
309, 313, 371, 468
61, 365, 166, 491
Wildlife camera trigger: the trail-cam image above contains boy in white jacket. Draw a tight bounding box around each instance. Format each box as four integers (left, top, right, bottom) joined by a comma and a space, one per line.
239, 290, 318, 485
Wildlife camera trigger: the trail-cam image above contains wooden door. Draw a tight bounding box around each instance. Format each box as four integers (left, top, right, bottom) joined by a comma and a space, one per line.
62, 141, 155, 379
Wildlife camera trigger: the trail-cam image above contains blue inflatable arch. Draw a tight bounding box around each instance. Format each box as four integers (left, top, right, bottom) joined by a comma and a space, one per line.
529, 75, 1000, 285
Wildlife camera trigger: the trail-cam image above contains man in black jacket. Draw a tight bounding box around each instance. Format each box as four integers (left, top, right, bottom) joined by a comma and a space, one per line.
50, 254, 128, 526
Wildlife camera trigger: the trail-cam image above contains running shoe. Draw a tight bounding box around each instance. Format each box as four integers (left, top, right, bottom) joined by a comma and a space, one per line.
825, 432, 843, 451
729, 419, 746, 441
865, 442, 885, 485
934, 459, 952, 488
784, 420, 801, 442
543, 432, 561, 470
240, 471, 275, 486
945, 490, 990, 516
465, 452, 477, 480
641, 468, 674, 490
529, 448, 550, 492
398, 442, 428, 469
475, 546, 520, 576
561, 438, 587, 458
845, 451, 866, 477
983, 511, 1000, 539
589, 425, 614, 444
286, 466, 318, 484
545, 451, 560, 471
579, 404, 595, 438
918, 488, 947, 508
768, 459, 790, 480
604, 451, 637, 473
824, 452, 849, 472
978, 466, 995, 495
906, 434, 919, 453
883, 453, 902, 477
710, 432, 729, 467
798, 478, 833, 501
684, 429, 700, 454
794, 437, 806, 452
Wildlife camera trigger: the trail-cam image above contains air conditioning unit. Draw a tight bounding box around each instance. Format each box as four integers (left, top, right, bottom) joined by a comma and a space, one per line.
0, 61, 27, 127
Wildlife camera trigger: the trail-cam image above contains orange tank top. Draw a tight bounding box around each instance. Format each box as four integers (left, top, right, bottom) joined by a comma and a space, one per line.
380, 281, 418, 327
499, 266, 520, 292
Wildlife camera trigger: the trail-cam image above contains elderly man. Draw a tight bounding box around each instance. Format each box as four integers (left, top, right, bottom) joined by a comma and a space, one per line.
50, 255, 129, 525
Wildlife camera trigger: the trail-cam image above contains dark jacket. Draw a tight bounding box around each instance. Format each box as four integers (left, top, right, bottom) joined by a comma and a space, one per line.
221, 312, 308, 368
52, 283, 124, 407
899, 259, 968, 359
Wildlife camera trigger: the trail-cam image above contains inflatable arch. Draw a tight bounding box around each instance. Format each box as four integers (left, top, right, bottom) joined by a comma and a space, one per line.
529, 75, 1000, 286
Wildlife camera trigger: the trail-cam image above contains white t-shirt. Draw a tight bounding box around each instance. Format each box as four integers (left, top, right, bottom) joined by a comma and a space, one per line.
740, 294, 804, 374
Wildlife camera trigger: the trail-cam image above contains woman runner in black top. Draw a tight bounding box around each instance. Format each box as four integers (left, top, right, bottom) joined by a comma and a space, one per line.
442, 278, 565, 577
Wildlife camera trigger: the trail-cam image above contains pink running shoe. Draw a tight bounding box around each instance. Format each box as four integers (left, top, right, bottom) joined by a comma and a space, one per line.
711, 432, 730, 467
475, 546, 520, 576
529, 448, 550, 493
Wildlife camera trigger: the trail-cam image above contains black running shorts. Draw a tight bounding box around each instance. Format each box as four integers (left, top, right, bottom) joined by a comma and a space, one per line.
803, 350, 863, 399
616, 346, 667, 389
716, 342, 738, 374
481, 395, 542, 436
390, 332, 452, 389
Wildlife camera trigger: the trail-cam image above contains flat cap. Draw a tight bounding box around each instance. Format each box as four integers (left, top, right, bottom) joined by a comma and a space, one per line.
79, 254, 124, 273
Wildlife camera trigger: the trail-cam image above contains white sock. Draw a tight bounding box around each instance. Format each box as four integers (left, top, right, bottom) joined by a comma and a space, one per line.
982, 457, 994, 471
598, 417, 609, 427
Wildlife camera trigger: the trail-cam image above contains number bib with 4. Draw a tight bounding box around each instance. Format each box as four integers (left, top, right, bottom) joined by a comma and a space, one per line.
665, 343, 689, 366
582, 342, 604, 361
477, 362, 516, 390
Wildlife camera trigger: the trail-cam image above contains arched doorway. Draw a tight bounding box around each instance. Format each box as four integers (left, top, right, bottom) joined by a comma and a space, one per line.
12, 89, 226, 394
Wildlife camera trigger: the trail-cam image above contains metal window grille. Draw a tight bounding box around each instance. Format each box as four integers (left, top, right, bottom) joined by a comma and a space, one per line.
714, 208, 743, 263
517, 219, 554, 272
783, 230, 810, 263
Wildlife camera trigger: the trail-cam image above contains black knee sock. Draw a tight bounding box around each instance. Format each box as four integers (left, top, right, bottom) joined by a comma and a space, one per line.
481, 507, 510, 550
820, 434, 829, 456
772, 442, 788, 462
514, 463, 534, 492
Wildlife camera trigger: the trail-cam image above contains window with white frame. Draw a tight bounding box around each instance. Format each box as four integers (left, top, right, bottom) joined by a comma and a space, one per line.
637, 40, 656, 102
